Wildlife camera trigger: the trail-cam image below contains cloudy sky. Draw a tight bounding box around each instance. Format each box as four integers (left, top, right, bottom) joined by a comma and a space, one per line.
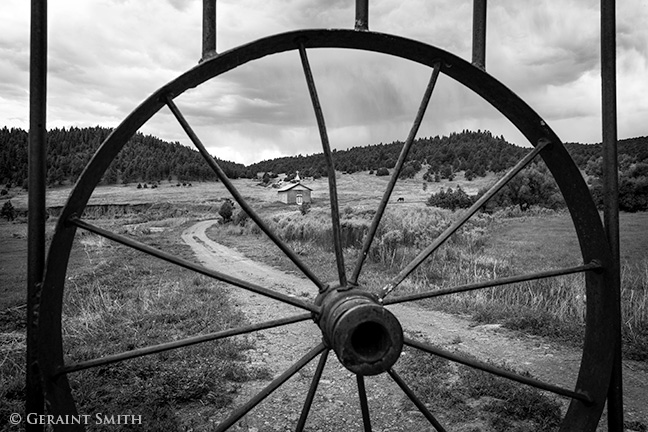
2, 0, 647, 165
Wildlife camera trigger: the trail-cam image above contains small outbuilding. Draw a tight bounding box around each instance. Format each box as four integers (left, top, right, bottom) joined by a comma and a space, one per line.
277, 182, 312, 205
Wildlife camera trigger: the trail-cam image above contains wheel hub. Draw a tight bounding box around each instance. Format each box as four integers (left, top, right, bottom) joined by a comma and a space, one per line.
316, 288, 403, 375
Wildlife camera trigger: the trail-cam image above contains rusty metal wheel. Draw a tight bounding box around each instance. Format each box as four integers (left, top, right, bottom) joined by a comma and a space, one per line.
37, 29, 616, 431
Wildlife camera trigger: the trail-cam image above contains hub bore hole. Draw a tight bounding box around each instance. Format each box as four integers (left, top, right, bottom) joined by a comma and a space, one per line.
351, 321, 390, 360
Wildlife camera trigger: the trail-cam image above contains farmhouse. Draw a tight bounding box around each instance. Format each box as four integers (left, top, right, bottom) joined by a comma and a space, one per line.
277, 182, 312, 205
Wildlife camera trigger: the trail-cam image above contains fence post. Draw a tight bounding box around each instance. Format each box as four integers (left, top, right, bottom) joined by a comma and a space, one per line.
601, 0, 623, 430
472, 0, 487, 69
201, 0, 217, 61
355, 0, 369, 31
27, 0, 48, 430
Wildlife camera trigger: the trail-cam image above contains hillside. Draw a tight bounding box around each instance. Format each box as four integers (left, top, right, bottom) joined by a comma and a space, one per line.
248, 130, 528, 180
1, 126, 647, 189
0, 126, 249, 188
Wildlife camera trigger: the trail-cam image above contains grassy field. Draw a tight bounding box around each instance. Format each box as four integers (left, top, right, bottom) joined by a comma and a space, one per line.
0, 214, 270, 431
5, 168, 498, 211
1, 171, 647, 429
0, 223, 28, 310
397, 343, 563, 431
212, 202, 648, 357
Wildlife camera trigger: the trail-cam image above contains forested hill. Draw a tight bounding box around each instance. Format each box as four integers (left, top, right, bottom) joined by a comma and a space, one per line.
0, 126, 248, 187
1, 126, 647, 188
247, 130, 648, 180
248, 130, 527, 178
564, 137, 648, 168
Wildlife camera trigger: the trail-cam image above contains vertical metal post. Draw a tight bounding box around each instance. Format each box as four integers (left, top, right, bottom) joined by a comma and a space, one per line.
601, 0, 623, 430
355, 0, 369, 31
27, 0, 47, 430
201, 0, 217, 61
472, 0, 487, 69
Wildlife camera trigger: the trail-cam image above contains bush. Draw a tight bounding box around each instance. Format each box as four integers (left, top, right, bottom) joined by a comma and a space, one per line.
219, 201, 233, 223
375, 167, 390, 176
629, 162, 648, 178
398, 163, 418, 179
427, 187, 474, 210
233, 209, 249, 226
590, 171, 648, 212
299, 202, 311, 216
479, 165, 564, 212
619, 176, 648, 212
1, 201, 15, 221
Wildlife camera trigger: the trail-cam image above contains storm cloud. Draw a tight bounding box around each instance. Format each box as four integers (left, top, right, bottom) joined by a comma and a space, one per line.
2, 0, 646, 164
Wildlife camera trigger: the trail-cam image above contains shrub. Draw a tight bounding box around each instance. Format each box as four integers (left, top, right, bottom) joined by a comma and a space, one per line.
619, 176, 648, 212
219, 201, 233, 223
629, 162, 648, 178
233, 208, 249, 226
1, 200, 15, 221
479, 165, 564, 212
299, 202, 311, 216
398, 163, 418, 179
375, 167, 390, 176
591, 171, 648, 212
427, 186, 474, 210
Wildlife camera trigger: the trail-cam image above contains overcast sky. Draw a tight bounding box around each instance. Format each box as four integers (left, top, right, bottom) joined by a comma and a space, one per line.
2, 0, 647, 165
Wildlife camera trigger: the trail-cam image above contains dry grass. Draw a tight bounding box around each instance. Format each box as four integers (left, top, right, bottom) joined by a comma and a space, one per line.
2, 171, 647, 430
212, 199, 648, 360
7, 170, 496, 214
0, 217, 270, 432
395, 343, 562, 431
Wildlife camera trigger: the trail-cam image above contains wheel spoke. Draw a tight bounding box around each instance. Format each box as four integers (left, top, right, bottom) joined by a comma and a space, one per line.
69, 217, 319, 313
295, 348, 330, 432
165, 96, 326, 292
57, 313, 311, 376
387, 368, 447, 432
383, 261, 601, 305
298, 43, 347, 287
350, 62, 442, 285
215, 343, 326, 432
380, 139, 550, 300
404, 337, 593, 403
356, 374, 372, 432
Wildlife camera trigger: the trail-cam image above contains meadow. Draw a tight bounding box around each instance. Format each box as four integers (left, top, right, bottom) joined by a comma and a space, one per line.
1, 171, 647, 430
3, 172, 647, 354
201, 172, 648, 360
1, 212, 275, 431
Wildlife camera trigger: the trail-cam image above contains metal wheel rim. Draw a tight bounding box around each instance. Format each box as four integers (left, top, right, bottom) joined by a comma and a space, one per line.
37, 29, 615, 432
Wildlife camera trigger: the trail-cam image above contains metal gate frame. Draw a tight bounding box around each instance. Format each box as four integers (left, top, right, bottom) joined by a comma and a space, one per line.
26, 1, 623, 430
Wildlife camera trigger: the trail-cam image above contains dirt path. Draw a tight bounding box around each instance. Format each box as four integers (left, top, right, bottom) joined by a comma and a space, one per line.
182, 220, 648, 431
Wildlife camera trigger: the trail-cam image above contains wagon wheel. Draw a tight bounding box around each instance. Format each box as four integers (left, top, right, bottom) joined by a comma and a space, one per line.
37, 29, 615, 432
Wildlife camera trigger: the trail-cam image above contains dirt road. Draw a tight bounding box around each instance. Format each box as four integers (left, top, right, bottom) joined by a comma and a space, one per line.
182, 220, 648, 431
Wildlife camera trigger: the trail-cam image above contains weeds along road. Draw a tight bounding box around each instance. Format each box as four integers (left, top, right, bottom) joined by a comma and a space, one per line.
182, 220, 648, 431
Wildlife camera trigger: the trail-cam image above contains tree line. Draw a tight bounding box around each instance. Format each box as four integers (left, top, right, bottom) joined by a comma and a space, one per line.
247, 130, 529, 180
1, 126, 646, 211
0, 126, 248, 188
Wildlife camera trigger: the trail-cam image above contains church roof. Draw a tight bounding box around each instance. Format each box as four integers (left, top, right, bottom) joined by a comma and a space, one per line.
277, 182, 313, 192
